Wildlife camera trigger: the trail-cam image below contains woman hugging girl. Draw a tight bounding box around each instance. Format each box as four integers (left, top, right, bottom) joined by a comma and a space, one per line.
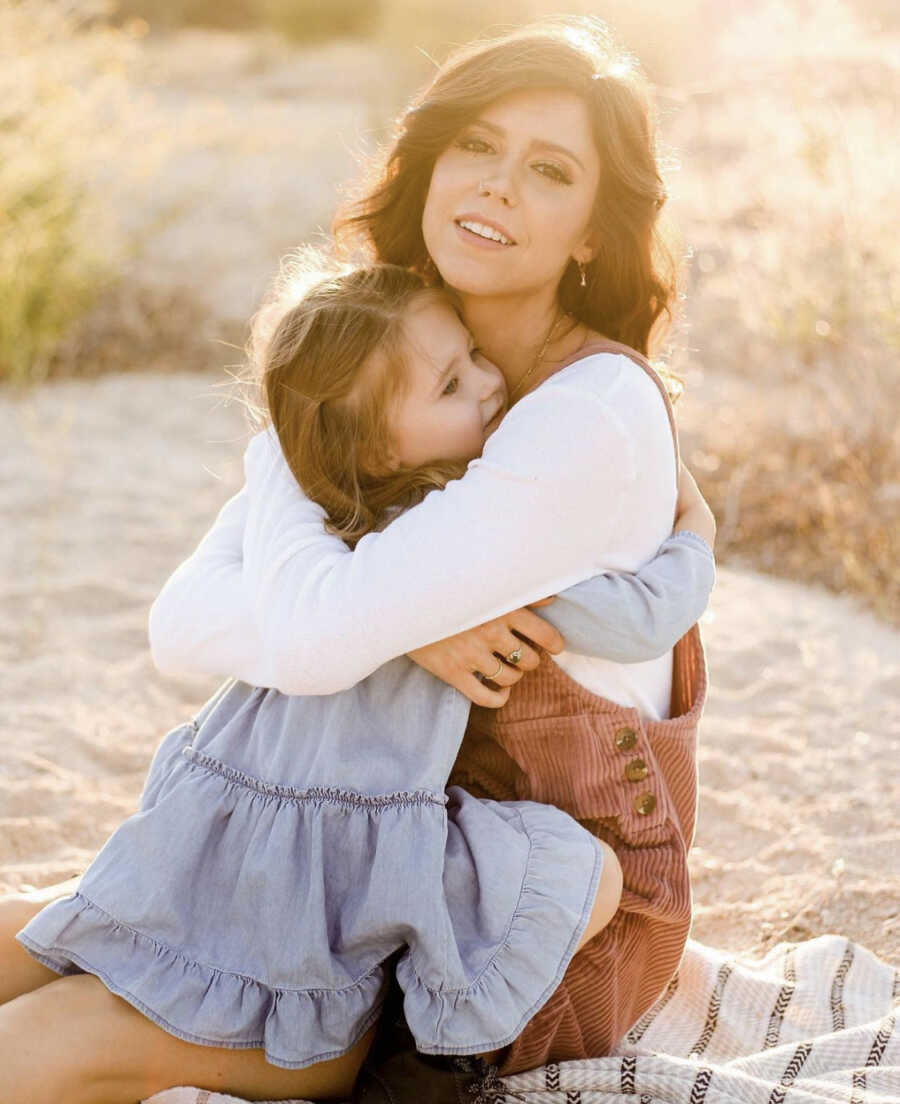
1, 15, 717, 1104
2, 257, 713, 1104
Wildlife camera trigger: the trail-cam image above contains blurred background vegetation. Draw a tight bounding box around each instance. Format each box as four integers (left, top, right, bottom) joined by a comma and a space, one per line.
3, 0, 898, 623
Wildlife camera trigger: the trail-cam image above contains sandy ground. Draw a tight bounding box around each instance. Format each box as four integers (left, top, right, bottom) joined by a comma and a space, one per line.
3, 370, 899, 967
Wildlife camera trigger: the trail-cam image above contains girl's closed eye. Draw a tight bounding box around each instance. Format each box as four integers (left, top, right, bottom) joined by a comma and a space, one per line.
443, 376, 460, 396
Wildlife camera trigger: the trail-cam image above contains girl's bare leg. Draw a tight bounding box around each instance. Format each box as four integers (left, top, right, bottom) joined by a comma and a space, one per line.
0, 878, 81, 1004
0, 972, 375, 1104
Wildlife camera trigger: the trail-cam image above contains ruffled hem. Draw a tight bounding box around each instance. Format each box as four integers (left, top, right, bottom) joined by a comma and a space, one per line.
398, 800, 605, 1055
16, 894, 386, 1070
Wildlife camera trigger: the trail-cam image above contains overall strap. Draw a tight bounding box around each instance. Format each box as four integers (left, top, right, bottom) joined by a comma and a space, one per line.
554, 339, 681, 520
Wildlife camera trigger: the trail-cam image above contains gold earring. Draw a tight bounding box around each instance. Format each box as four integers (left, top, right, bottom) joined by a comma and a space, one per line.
578, 261, 587, 288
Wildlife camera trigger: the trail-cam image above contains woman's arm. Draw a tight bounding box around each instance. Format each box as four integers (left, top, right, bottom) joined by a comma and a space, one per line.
149, 466, 713, 688
237, 369, 671, 696
148, 488, 268, 683
408, 461, 715, 697
150, 358, 677, 695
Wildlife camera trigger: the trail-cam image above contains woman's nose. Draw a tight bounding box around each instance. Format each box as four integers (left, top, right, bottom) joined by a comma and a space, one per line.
478, 167, 517, 206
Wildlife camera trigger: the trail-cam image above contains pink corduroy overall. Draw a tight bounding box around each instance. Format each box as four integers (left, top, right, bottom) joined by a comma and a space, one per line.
449, 340, 708, 1075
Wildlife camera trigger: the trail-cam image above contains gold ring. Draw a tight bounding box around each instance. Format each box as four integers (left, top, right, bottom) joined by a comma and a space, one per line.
484, 658, 504, 681
505, 647, 523, 665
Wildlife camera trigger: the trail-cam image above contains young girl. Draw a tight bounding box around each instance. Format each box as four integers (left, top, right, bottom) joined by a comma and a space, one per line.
10, 261, 715, 1103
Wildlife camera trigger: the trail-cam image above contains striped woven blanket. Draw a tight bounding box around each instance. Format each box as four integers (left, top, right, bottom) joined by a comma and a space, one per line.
145, 935, 900, 1104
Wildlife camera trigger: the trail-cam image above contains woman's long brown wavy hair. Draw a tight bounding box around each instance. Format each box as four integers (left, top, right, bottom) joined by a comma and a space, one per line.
334, 16, 677, 358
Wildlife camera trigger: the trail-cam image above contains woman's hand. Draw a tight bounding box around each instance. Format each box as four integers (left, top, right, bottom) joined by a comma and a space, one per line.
675, 462, 717, 549
408, 601, 564, 707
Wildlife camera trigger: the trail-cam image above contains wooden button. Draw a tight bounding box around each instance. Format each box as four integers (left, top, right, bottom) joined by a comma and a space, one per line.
634, 792, 657, 816
614, 726, 637, 751
624, 758, 649, 783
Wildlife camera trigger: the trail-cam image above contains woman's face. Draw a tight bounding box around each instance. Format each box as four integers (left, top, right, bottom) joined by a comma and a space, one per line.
421, 88, 601, 300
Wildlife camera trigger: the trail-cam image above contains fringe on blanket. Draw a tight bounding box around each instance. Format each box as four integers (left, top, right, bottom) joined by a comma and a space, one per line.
144, 934, 900, 1104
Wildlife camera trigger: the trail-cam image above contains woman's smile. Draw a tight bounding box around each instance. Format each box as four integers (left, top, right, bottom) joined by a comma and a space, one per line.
454, 216, 517, 248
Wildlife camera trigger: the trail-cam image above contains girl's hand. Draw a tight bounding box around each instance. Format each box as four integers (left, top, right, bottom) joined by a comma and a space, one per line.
675, 462, 717, 550
408, 602, 564, 707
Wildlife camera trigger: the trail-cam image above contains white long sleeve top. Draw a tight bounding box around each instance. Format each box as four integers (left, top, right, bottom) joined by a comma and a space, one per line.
149, 352, 681, 719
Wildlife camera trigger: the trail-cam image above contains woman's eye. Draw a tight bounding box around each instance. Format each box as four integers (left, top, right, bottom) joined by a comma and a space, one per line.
456, 135, 493, 155
443, 376, 460, 395
534, 162, 571, 185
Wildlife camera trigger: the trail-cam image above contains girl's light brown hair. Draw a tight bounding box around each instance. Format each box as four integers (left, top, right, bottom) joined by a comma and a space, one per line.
334, 16, 677, 358
250, 256, 465, 546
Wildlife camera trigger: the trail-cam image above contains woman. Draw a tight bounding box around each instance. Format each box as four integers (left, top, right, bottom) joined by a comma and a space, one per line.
0, 16, 712, 1103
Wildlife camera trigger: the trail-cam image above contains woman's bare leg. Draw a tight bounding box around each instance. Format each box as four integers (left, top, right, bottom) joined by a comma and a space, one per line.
479, 840, 623, 1064
0, 878, 80, 1004
572, 839, 623, 955
0, 972, 375, 1104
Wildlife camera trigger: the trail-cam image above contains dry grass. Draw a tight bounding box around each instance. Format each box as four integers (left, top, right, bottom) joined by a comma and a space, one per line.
44, 282, 227, 380
663, 1, 899, 624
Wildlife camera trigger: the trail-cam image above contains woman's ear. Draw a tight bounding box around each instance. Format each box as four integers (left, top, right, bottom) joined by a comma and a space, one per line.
573, 224, 602, 267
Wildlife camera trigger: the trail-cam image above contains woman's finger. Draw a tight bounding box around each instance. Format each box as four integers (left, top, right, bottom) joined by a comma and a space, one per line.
674, 462, 717, 547
675, 462, 703, 516
473, 652, 525, 688
466, 678, 511, 708
489, 634, 541, 672
505, 607, 564, 655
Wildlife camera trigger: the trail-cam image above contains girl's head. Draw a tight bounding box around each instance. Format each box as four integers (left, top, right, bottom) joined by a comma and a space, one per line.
252, 259, 506, 545
335, 17, 675, 355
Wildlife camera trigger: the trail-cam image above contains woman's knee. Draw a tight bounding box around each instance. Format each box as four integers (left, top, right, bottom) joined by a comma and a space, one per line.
577, 841, 623, 952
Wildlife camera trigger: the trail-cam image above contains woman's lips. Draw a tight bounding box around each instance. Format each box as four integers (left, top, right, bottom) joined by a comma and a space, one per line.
454, 220, 516, 250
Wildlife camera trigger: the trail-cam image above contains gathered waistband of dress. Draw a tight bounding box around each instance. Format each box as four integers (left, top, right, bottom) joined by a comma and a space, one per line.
180, 745, 448, 810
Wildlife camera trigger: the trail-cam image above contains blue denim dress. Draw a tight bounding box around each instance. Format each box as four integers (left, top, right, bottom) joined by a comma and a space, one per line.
17, 533, 713, 1072
17, 660, 605, 1069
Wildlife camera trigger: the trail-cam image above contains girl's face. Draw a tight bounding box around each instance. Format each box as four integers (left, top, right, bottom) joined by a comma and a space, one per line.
386, 293, 507, 469
421, 88, 601, 299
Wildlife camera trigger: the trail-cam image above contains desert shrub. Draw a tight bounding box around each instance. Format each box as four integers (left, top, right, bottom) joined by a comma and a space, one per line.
681, 374, 899, 625
0, 166, 104, 383
0, 1, 137, 383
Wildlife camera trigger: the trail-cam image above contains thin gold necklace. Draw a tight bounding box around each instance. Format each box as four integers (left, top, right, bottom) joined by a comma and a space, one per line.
508, 310, 572, 402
